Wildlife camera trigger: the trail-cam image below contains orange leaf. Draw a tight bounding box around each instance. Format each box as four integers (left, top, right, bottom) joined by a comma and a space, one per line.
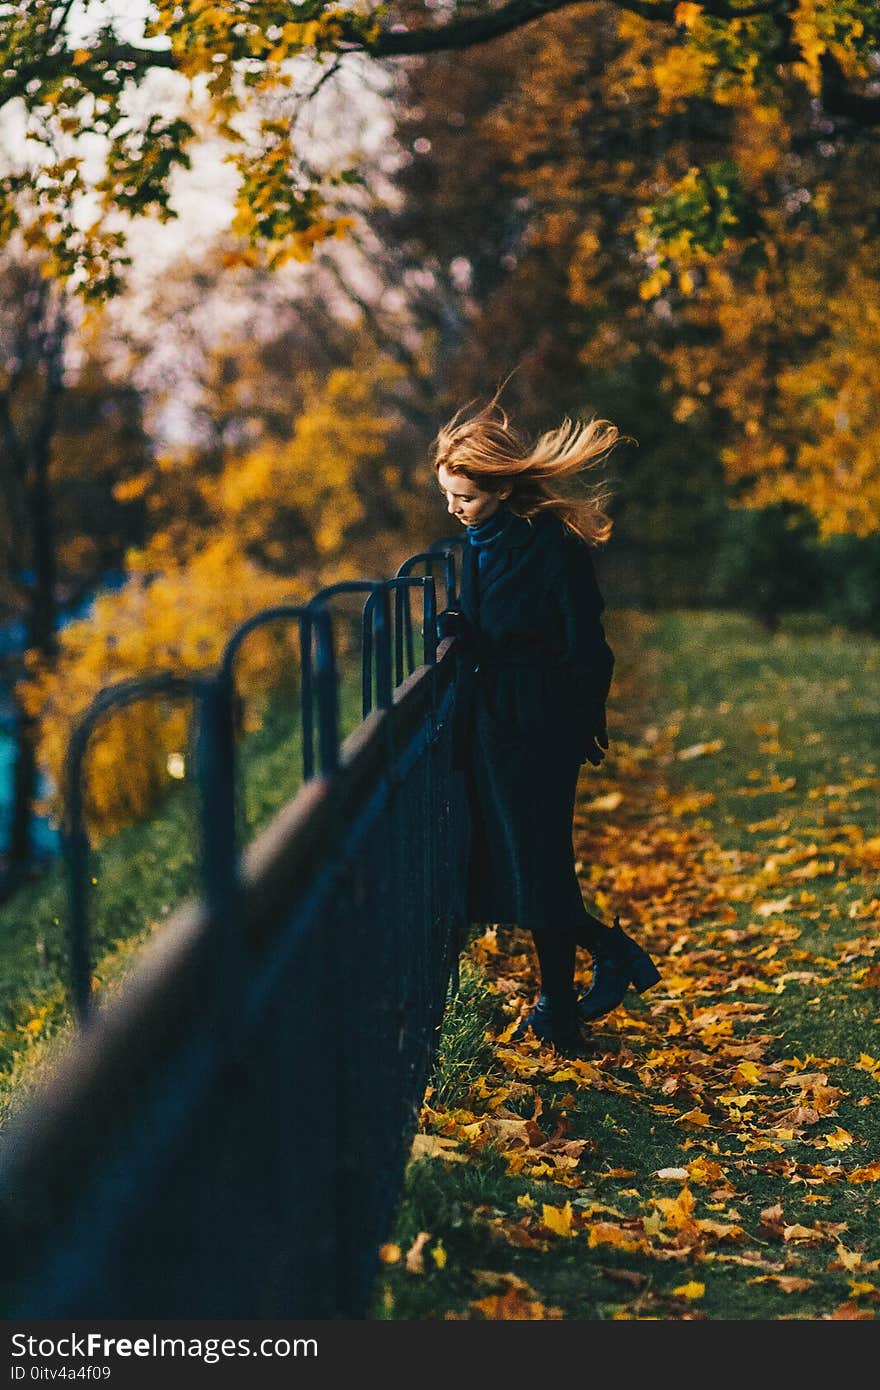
675, 1107, 711, 1127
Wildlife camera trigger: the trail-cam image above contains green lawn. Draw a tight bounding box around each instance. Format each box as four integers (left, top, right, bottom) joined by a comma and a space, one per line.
0, 674, 364, 1126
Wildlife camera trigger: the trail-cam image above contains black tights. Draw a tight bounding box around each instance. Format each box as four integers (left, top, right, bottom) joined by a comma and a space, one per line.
532, 907, 608, 1002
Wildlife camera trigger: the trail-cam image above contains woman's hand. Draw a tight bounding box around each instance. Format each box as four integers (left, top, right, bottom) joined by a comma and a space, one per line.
436, 608, 472, 643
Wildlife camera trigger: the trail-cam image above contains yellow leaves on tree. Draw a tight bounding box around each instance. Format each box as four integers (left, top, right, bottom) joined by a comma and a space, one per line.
22, 535, 305, 840
214, 366, 393, 557
673, 239, 880, 539
20, 364, 396, 839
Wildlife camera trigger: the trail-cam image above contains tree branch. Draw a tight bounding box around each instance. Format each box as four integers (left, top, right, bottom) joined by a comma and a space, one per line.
344, 0, 777, 55
3, 2, 877, 133
0, 391, 28, 560
819, 50, 880, 128
0, 42, 175, 109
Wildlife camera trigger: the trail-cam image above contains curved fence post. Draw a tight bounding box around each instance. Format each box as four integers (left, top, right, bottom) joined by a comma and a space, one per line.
428, 536, 465, 607
396, 551, 455, 670
220, 604, 314, 784
309, 580, 392, 723
383, 576, 438, 686
313, 604, 339, 775
195, 672, 243, 1018
62, 673, 205, 1025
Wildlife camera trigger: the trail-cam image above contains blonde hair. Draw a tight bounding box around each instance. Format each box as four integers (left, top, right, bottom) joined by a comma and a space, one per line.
432, 391, 618, 545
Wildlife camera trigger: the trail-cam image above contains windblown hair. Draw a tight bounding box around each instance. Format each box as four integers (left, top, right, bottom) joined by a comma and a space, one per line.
432, 391, 619, 545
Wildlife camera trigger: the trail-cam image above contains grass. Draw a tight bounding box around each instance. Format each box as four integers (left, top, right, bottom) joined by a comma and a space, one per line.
0, 673, 365, 1128
370, 609, 880, 1321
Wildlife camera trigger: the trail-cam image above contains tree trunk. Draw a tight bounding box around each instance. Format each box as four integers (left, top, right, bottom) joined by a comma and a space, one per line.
6, 319, 63, 874
7, 699, 38, 871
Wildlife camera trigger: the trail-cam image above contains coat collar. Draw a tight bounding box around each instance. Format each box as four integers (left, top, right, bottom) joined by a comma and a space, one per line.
460, 510, 555, 619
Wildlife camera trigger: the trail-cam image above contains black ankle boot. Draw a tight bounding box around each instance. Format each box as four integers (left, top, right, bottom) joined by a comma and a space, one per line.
577, 915, 661, 1023
512, 992, 584, 1052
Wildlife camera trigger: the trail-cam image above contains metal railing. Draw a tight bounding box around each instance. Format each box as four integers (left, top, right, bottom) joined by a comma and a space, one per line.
0, 539, 470, 1318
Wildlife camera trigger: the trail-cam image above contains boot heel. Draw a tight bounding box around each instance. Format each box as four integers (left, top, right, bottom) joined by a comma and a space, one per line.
630, 951, 661, 993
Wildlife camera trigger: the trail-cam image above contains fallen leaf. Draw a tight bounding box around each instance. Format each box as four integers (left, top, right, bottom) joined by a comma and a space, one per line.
675, 1107, 711, 1127
588, 1222, 648, 1253
584, 791, 623, 811
848, 1161, 880, 1183
827, 1302, 875, 1320
671, 1281, 705, 1299
470, 1273, 565, 1320
542, 1202, 575, 1238
405, 1231, 431, 1273
783, 1224, 824, 1245
747, 1275, 814, 1293
829, 1244, 862, 1272
756, 897, 794, 917
410, 1134, 467, 1162
823, 1127, 854, 1151
677, 740, 724, 760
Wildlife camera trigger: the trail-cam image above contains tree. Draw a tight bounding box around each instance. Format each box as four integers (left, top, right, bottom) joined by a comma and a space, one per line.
0, 252, 150, 876
1, 2, 878, 295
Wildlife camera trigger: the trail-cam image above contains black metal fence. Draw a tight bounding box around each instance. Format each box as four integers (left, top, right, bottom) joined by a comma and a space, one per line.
0, 538, 469, 1318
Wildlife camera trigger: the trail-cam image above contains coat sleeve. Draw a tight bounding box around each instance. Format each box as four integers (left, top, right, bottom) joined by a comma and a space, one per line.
552, 534, 614, 725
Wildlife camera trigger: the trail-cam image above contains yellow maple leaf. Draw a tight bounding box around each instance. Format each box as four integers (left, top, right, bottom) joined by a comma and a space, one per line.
588, 1222, 645, 1252
733, 1061, 763, 1084
847, 1161, 880, 1183
687, 1157, 727, 1185
824, 1127, 854, 1150
830, 1244, 862, 1272
672, 1281, 705, 1299
642, 1210, 664, 1237
542, 1202, 574, 1237
654, 1187, 697, 1230
675, 1107, 711, 1127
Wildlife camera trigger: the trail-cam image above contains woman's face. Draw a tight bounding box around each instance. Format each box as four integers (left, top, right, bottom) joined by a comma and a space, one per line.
437, 463, 507, 527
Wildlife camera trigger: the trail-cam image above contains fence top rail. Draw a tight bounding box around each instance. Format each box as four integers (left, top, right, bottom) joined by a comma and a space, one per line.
0, 644, 458, 1194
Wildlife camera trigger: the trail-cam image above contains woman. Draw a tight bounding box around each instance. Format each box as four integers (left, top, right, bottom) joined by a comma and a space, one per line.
433, 395, 660, 1052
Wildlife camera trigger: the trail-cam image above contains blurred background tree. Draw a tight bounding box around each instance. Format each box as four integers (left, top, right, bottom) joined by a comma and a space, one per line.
0, 252, 150, 873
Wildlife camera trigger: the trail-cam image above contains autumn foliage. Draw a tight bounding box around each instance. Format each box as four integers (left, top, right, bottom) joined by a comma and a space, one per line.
18, 363, 399, 838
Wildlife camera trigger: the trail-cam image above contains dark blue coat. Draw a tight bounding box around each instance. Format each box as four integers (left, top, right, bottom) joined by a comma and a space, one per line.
442, 508, 614, 935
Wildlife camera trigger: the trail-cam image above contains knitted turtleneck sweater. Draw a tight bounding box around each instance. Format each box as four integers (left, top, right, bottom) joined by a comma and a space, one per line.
466, 503, 512, 590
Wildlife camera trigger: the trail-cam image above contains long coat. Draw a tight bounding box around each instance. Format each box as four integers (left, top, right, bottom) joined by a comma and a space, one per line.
446, 508, 614, 935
